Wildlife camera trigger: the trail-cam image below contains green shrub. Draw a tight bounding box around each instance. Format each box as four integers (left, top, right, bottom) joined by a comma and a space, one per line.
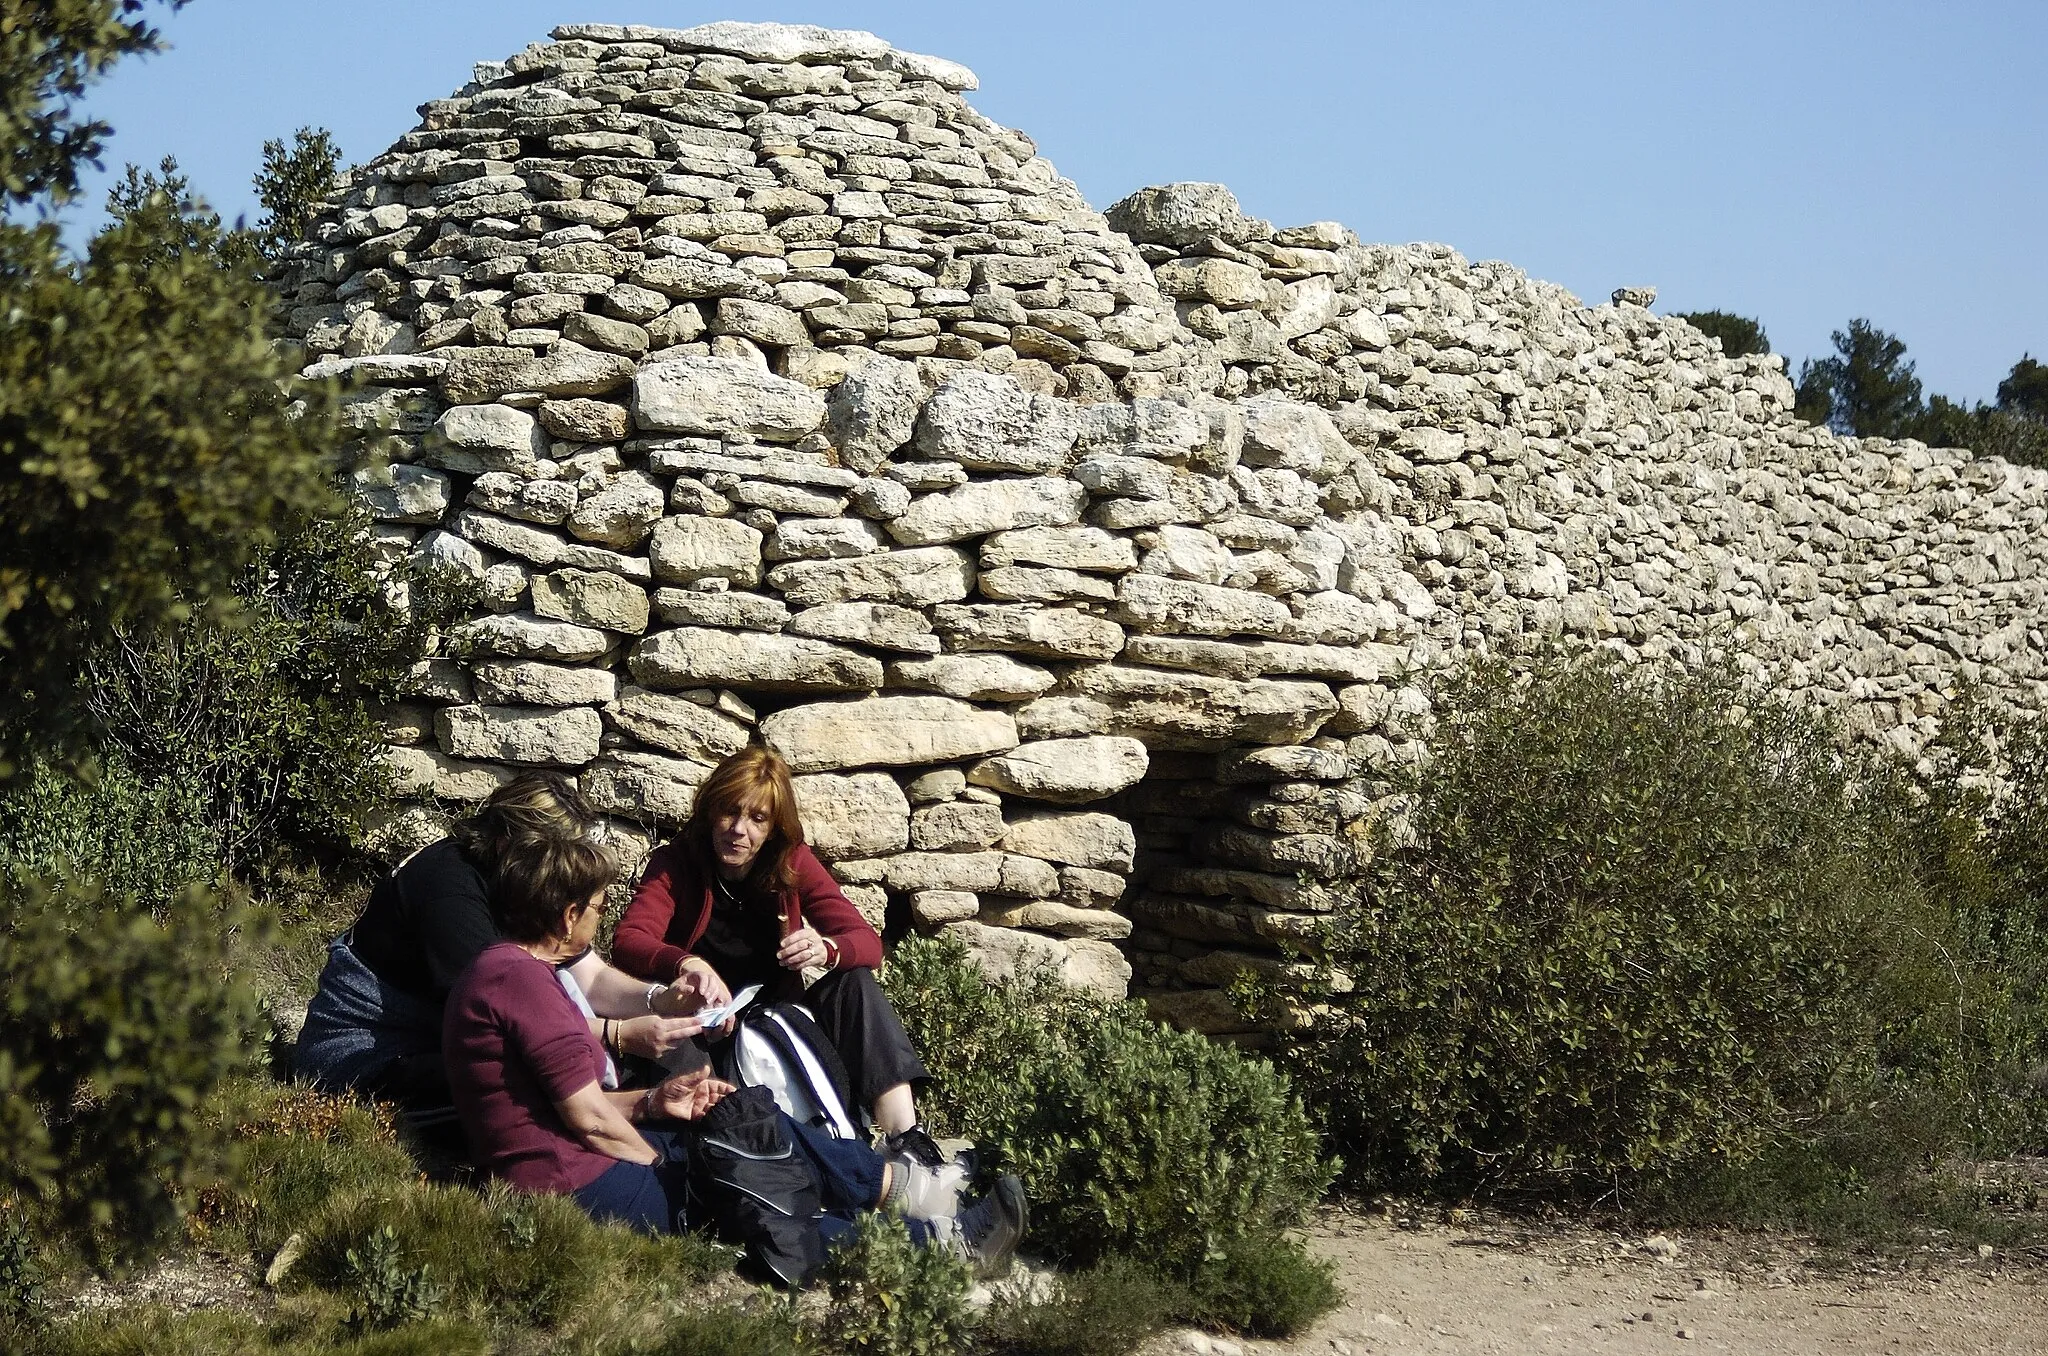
981, 1256, 1183, 1356
16, 1305, 492, 1356
341, 1224, 444, 1331
0, 756, 223, 905
74, 507, 442, 873
0, 1211, 50, 1327
0, 871, 265, 1261
814, 1211, 974, 1356
1183, 1232, 1339, 1339
884, 936, 1331, 1281
1286, 649, 2026, 1197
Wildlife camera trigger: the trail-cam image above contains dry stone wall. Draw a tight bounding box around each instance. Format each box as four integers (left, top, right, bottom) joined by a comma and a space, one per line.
284, 21, 2048, 1032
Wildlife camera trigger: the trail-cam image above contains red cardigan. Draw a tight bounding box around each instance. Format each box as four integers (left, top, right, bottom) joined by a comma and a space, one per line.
613, 839, 883, 983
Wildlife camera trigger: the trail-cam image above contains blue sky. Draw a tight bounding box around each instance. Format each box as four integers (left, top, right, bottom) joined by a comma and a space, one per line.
61, 0, 2046, 404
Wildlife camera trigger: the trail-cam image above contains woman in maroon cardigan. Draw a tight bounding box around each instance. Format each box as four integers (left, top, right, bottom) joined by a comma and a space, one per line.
614, 746, 945, 1168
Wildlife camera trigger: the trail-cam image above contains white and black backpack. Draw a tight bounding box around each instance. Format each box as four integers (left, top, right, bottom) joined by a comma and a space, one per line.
712, 1001, 861, 1140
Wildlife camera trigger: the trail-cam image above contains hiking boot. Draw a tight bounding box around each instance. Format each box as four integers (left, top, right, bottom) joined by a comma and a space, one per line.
953, 1173, 1027, 1277
885, 1157, 969, 1220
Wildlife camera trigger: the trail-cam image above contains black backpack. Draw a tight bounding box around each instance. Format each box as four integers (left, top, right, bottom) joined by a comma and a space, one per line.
689, 1084, 827, 1287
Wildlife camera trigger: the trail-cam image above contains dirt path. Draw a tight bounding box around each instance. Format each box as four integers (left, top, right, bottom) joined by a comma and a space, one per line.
1157, 1209, 2048, 1356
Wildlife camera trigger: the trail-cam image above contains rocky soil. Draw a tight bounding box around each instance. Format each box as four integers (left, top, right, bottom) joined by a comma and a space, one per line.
1150, 1206, 2048, 1356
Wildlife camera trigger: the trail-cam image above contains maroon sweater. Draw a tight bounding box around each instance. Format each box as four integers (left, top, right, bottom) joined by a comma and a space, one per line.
443, 942, 615, 1195
614, 839, 882, 984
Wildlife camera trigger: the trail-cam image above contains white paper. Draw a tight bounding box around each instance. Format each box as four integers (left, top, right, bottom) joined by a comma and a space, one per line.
694, 983, 763, 1029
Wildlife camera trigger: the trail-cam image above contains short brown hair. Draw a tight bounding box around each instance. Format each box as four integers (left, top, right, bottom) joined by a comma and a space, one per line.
490, 833, 617, 944
680, 746, 807, 894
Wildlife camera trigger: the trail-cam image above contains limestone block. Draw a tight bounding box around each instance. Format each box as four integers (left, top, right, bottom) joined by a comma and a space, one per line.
381, 747, 515, 803
878, 851, 1049, 895
1137, 525, 1232, 584
651, 589, 791, 632
1144, 988, 1260, 1036
352, 463, 450, 524
906, 768, 967, 803
458, 611, 611, 662
531, 568, 651, 633
469, 472, 577, 525
913, 369, 1077, 474
767, 547, 975, 608
767, 518, 888, 561
431, 403, 547, 472
794, 771, 910, 861
605, 686, 754, 762
437, 704, 602, 766
930, 605, 1126, 661
1240, 398, 1345, 475
649, 515, 764, 587
411, 529, 486, 581
911, 800, 1006, 852
714, 297, 807, 347
580, 750, 710, 823
941, 921, 1129, 999
1000, 811, 1136, 871
1059, 866, 1126, 907
850, 477, 912, 519
1115, 572, 1290, 637
787, 602, 938, 654
628, 628, 882, 693
1117, 636, 1390, 684
442, 341, 633, 403
978, 901, 1133, 942
980, 525, 1137, 574
888, 653, 1056, 702
627, 254, 773, 301
844, 884, 889, 934
379, 744, 438, 797
1217, 746, 1349, 783
402, 658, 473, 704
563, 311, 650, 358
540, 397, 632, 443
887, 477, 1087, 547
761, 695, 1019, 773
1152, 257, 1267, 309
567, 471, 666, 548
967, 736, 1149, 804
1286, 590, 1388, 645
978, 565, 1120, 604
1104, 182, 1253, 247
825, 354, 923, 472
1063, 664, 1337, 747
912, 890, 980, 926
472, 660, 618, 707
632, 356, 826, 441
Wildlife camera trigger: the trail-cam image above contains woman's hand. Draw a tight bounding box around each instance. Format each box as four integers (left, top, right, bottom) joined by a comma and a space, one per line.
648, 1068, 734, 1122
777, 925, 830, 972
673, 959, 739, 1036
615, 1012, 703, 1059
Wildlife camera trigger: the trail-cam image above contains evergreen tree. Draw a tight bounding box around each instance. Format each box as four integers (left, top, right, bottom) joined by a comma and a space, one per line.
1998, 355, 2048, 423
1675, 311, 1770, 359
1794, 319, 1925, 438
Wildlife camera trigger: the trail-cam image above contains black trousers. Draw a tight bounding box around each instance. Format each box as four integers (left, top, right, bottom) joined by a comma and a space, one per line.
799, 965, 931, 1112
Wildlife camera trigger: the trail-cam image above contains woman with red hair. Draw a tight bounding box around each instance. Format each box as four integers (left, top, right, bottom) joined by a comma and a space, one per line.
613, 747, 946, 1168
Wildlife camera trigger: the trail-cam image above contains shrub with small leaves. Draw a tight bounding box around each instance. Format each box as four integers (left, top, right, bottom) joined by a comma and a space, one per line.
1286, 649, 2022, 1196
815, 1212, 975, 1356
0, 871, 265, 1261
884, 935, 1331, 1279
343, 1224, 444, 1331
981, 1256, 1183, 1356
0, 1212, 50, 1329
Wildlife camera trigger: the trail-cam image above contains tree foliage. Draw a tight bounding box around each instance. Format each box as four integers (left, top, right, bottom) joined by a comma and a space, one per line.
0, 34, 343, 777
253, 126, 341, 262
1998, 355, 2048, 423
0, 0, 181, 206
1674, 310, 1770, 359
1795, 318, 1924, 436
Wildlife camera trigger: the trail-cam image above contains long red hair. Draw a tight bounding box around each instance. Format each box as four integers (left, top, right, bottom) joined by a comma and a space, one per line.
680, 746, 807, 895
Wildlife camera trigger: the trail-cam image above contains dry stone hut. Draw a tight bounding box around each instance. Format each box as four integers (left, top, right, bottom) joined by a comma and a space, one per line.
284, 21, 2048, 1036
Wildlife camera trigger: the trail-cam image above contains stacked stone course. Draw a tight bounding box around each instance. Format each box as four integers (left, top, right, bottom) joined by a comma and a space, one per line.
284, 21, 2048, 1033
